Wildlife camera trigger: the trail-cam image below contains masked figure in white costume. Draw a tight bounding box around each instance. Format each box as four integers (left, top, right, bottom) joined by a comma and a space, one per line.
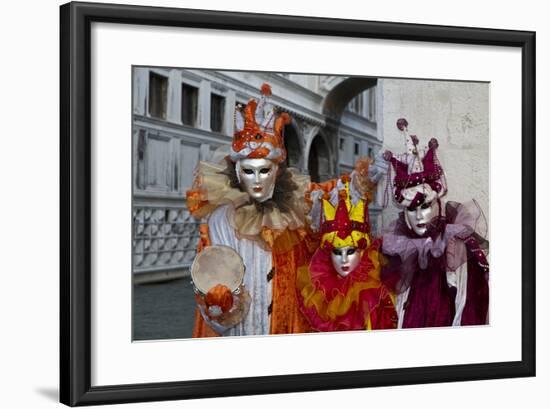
381, 118, 489, 328
186, 83, 316, 337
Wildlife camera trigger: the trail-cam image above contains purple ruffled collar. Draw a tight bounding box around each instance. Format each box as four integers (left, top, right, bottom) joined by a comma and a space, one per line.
382, 200, 487, 271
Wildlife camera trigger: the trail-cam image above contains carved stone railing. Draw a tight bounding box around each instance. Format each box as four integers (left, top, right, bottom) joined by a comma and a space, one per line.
133, 205, 200, 277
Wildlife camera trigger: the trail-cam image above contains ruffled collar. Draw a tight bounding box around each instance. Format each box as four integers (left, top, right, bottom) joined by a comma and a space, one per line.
186, 160, 309, 249
382, 200, 488, 271
308, 239, 383, 301
296, 239, 391, 331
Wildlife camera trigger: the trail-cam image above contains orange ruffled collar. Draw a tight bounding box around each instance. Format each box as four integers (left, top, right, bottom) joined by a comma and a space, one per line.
186, 161, 310, 249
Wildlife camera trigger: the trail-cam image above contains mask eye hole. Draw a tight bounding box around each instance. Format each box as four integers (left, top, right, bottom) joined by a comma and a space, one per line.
347, 248, 356, 255
420, 202, 431, 209
259, 168, 271, 174
243, 169, 254, 175
332, 249, 342, 256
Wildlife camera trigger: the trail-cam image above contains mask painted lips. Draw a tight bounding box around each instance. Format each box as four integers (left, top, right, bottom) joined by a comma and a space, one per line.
253, 187, 263, 192
341, 266, 350, 271
416, 223, 426, 228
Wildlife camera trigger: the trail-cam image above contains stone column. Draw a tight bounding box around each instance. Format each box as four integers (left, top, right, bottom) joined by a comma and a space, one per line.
361, 140, 369, 157
197, 80, 212, 131
133, 67, 148, 115
199, 144, 211, 161
375, 81, 384, 142
167, 69, 182, 125
224, 90, 236, 137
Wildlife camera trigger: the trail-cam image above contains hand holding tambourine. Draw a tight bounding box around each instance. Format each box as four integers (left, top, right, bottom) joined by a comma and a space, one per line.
191, 245, 251, 333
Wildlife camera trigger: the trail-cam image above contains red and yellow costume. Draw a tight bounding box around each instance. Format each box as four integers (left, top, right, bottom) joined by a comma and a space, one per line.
297, 179, 398, 331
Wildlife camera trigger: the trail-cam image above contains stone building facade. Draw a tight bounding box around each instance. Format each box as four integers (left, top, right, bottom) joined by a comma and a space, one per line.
132, 68, 383, 283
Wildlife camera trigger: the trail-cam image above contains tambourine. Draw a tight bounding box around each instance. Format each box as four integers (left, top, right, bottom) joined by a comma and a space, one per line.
190, 245, 245, 296
191, 245, 250, 333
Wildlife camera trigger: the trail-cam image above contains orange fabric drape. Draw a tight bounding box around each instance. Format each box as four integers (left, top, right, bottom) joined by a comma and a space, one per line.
269, 229, 316, 334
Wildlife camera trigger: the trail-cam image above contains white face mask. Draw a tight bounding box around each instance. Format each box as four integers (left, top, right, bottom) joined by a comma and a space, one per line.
330, 246, 362, 278
236, 158, 278, 203
404, 200, 437, 236
401, 183, 438, 236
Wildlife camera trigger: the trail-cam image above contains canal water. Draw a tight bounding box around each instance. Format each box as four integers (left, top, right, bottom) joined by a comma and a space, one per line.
133, 278, 196, 341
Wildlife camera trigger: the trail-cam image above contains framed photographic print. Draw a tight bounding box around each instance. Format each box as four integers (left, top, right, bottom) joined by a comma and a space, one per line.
60, 1, 536, 406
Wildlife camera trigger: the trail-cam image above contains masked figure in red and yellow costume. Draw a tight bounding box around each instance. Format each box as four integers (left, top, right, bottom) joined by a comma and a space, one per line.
296, 176, 398, 331
186, 83, 317, 337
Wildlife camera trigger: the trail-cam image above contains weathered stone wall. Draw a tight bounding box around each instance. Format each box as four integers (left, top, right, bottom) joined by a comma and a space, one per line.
379, 79, 489, 233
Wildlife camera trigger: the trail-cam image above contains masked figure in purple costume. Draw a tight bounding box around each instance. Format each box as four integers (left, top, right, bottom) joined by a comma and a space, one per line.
381, 118, 489, 328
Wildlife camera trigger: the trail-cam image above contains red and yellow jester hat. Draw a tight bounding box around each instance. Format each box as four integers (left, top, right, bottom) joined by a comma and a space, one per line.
230, 83, 291, 164
320, 179, 371, 251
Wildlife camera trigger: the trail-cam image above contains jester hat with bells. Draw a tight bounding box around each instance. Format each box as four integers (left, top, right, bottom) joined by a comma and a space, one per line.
320, 179, 371, 251
230, 83, 291, 164
383, 118, 447, 210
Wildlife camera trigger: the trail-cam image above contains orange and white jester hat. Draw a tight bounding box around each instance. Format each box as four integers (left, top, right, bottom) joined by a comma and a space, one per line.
230, 83, 291, 164
320, 179, 371, 251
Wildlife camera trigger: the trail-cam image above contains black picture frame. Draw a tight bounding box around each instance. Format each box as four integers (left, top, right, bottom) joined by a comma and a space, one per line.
60, 1, 536, 406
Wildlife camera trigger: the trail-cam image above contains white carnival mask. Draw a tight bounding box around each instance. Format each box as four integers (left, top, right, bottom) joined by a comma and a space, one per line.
402, 183, 438, 236
330, 246, 363, 278
236, 158, 278, 203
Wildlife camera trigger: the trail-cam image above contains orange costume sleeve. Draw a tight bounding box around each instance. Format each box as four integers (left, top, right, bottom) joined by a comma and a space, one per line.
270, 229, 316, 334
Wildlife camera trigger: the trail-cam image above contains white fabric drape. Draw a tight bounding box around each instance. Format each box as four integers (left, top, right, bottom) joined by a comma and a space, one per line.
449, 263, 468, 326
207, 204, 273, 336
